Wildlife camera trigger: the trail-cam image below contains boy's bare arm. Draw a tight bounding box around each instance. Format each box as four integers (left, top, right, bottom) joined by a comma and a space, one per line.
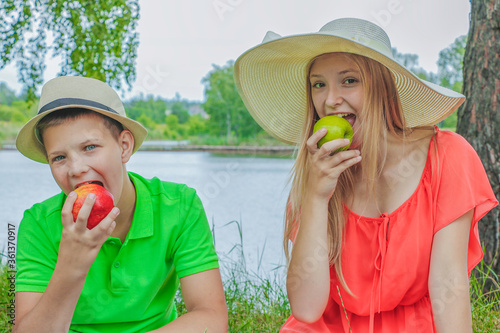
14, 192, 118, 333
148, 268, 228, 333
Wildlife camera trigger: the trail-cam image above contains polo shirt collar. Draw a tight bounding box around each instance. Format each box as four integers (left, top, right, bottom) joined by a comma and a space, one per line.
126, 172, 154, 240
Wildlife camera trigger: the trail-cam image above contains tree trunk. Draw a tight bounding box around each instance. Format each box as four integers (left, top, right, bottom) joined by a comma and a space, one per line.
457, 0, 500, 275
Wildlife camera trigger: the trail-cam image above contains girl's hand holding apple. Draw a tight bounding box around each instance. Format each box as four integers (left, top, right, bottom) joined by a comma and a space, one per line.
306, 129, 361, 201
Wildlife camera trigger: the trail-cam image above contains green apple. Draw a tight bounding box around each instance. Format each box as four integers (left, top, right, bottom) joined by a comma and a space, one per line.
313, 115, 354, 151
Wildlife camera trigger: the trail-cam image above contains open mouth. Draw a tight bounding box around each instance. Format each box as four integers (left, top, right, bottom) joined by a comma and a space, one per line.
75, 181, 104, 190
334, 113, 356, 127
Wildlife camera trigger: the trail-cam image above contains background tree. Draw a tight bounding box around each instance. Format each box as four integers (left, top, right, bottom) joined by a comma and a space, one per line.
0, 0, 140, 101
392, 47, 438, 83
458, 0, 500, 275
170, 93, 190, 124
437, 35, 467, 93
202, 61, 263, 143
435, 36, 467, 129
125, 95, 167, 124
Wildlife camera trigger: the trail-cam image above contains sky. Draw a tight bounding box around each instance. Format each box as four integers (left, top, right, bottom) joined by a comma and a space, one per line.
0, 0, 471, 102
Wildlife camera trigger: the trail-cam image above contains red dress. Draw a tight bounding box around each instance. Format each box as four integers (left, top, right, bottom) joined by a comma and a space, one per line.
281, 129, 498, 333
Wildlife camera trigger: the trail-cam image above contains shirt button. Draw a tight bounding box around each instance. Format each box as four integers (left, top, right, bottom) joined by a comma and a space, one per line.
109, 240, 116, 245
114, 262, 121, 268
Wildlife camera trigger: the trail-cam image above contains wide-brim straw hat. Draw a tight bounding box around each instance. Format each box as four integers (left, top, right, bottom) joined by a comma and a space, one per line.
234, 17, 465, 145
16, 76, 148, 163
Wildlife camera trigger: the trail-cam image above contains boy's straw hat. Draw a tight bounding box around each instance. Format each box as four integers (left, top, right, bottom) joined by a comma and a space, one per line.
234, 18, 465, 144
16, 76, 148, 163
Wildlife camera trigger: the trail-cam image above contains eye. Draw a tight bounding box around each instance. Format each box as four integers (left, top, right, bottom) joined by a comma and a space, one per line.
85, 145, 96, 151
311, 82, 325, 89
52, 155, 65, 163
343, 78, 358, 85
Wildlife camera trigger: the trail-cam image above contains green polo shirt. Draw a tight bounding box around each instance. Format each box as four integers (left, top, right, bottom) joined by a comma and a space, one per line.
16, 172, 219, 332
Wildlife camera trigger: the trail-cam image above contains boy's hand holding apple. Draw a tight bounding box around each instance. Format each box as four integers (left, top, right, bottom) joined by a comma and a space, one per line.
57, 186, 119, 273
72, 183, 115, 230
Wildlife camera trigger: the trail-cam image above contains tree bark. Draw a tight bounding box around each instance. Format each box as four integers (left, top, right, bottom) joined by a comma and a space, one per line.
457, 0, 500, 275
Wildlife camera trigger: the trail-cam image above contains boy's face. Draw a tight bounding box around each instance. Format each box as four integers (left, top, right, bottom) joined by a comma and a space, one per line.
42, 113, 132, 203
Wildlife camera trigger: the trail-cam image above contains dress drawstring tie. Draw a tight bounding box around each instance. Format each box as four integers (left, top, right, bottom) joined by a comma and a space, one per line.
368, 213, 390, 333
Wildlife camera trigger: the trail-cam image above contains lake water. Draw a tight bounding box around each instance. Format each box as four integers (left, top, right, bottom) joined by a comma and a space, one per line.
0, 149, 295, 278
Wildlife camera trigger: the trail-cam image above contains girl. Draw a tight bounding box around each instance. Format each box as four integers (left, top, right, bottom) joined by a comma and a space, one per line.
234, 18, 498, 332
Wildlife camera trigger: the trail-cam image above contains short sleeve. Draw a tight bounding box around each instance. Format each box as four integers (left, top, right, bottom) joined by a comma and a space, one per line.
16, 202, 62, 293
171, 188, 219, 278
432, 131, 498, 273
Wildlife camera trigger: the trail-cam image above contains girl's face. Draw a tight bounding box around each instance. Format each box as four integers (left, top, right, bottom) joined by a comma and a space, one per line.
43, 114, 132, 205
309, 53, 364, 137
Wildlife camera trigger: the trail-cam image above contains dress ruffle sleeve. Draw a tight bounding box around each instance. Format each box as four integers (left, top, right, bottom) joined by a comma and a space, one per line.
431, 130, 498, 274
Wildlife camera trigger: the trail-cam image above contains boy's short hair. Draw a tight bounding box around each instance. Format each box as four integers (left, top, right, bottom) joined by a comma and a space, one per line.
36, 108, 125, 145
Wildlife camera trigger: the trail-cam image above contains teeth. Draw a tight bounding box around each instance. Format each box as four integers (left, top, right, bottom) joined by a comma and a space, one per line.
334, 113, 352, 118
76, 181, 103, 189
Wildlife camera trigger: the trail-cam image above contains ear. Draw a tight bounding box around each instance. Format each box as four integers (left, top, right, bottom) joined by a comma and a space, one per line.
118, 130, 135, 163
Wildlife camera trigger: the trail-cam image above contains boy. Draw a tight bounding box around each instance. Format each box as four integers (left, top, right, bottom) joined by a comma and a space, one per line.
14, 76, 228, 332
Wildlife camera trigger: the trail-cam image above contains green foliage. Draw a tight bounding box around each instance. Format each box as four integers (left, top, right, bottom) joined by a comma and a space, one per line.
441, 110, 458, 131
394, 37, 466, 131
163, 114, 189, 140
170, 93, 190, 124
126, 95, 167, 124
0, 83, 36, 144
202, 61, 263, 142
392, 47, 437, 83
0, 82, 18, 105
0, 0, 140, 101
435, 35, 466, 130
187, 114, 208, 136
437, 35, 467, 92
136, 113, 155, 130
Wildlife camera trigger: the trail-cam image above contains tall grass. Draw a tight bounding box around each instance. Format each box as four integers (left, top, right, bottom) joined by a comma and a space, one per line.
471, 260, 500, 332
0, 258, 15, 333
2, 231, 499, 332
176, 220, 290, 332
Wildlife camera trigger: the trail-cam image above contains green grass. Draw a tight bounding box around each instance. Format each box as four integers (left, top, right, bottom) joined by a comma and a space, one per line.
2, 247, 499, 332
471, 260, 500, 332
0, 261, 16, 333
176, 220, 290, 332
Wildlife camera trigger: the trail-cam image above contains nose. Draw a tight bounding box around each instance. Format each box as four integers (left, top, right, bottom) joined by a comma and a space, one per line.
68, 156, 89, 178
325, 85, 343, 109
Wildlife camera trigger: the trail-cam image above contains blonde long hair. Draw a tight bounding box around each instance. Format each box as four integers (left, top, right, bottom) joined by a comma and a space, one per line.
284, 53, 408, 292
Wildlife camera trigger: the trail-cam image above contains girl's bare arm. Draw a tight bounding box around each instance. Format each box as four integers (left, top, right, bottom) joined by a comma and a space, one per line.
429, 209, 474, 333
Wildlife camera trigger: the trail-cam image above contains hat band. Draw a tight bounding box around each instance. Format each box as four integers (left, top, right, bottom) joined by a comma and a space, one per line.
38, 98, 119, 115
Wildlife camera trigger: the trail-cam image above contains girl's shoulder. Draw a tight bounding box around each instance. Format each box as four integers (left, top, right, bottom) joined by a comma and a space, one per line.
434, 128, 474, 148
431, 128, 480, 162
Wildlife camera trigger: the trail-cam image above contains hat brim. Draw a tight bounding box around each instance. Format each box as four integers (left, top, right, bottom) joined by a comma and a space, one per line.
235, 32, 465, 144
16, 103, 148, 164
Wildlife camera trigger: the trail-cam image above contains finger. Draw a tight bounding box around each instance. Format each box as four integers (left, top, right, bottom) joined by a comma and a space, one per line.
306, 128, 327, 152
327, 149, 361, 165
319, 138, 352, 157
61, 191, 78, 228
334, 154, 362, 173
91, 207, 119, 238
74, 193, 96, 232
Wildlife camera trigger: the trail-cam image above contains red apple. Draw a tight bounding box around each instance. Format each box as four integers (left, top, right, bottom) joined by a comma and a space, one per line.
72, 183, 114, 229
